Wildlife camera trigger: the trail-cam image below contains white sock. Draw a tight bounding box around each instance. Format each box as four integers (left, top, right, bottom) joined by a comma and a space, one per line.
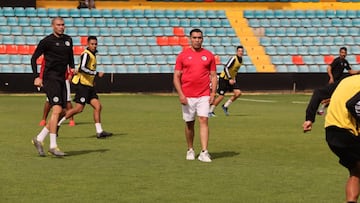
57, 117, 66, 126
224, 99, 233, 108
49, 133, 57, 149
209, 105, 216, 112
95, 123, 103, 134
36, 127, 49, 142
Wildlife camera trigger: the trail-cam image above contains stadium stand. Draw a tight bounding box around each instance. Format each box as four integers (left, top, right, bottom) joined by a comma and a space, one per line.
2, 1, 360, 73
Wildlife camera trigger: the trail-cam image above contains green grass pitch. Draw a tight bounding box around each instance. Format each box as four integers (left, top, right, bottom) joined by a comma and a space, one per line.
0, 94, 347, 202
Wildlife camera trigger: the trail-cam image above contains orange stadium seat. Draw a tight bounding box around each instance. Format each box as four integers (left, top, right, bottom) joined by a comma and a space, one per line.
324, 55, 334, 65
73, 46, 85, 55
80, 36, 87, 46
215, 55, 221, 65
0, 45, 6, 54
17, 45, 30, 54
292, 55, 304, 65
6, 45, 18, 54
173, 27, 185, 36
168, 36, 179, 45
179, 36, 189, 46
356, 55, 360, 64
156, 36, 168, 46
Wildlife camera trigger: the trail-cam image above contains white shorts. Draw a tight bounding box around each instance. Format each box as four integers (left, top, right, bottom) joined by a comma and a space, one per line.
182, 96, 210, 122
45, 80, 72, 102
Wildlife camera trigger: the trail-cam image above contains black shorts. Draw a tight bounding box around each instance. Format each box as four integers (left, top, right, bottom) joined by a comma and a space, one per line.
326, 126, 360, 170
73, 83, 98, 105
217, 77, 241, 96
43, 79, 67, 108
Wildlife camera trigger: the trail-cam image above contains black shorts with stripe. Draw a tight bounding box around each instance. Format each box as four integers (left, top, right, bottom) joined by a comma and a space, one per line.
73, 83, 98, 105
217, 77, 240, 96
43, 79, 67, 108
326, 126, 360, 170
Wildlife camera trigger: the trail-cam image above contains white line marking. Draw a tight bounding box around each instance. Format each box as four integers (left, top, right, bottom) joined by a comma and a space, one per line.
292, 101, 308, 104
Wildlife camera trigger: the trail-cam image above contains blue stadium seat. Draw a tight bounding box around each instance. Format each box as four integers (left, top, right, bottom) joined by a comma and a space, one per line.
121, 28, 132, 36
133, 9, 144, 18
111, 9, 122, 18
112, 56, 123, 65
281, 37, 292, 46
303, 55, 315, 64
347, 10, 357, 18
279, 19, 290, 27
125, 37, 136, 45
47, 8, 58, 17
7, 17, 18, 26
25, 7, 36, 17
134, 55, 145, 65
90, 9, 101, 18
276, 65, 288, 72
122, 9, 133, 18
344, 36, 355, 45
269, 19, 280, 27
117, 45, 129, 55
274, 10, 285, 18
292, 37, 302, 46
243, 10, 254, 18
301, 37, 313, 46
317, 27, 327, 36
165, 9, 176, 18
155, 10, 166, 18
0, 55, 10, 64
18, 17, 30, 26
3, 7, 14, 17
348, 27, 359, 36
325, 10, 336, 18
14, 7, 26, 17
116, 65, 127, 73
343, 19, 353, 27
95, 18, 106, 27
295, 10, 306, 18
253, 10, 264, 18
88, 27, 100, 36
102, 9, 113, 18
69, 9, 80, 17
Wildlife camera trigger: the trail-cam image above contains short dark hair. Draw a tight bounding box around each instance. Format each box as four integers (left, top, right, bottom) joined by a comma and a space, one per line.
51, 17, 64, 25
340, 47, 347, 52
87, 36, 97, 42
189, 28, 203, 36
237, 46, 243, 50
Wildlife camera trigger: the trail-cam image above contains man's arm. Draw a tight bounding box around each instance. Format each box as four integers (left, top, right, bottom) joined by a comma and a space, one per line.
209, 70, 218, 104
327, 64, 334, 84
78, 53, 96, 75
224, 56, 235, 79
173, 70, 187, 105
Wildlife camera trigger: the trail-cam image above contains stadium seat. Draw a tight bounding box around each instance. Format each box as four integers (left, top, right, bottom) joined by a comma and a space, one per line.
18, 17, 30, 26
125, 37, 136, 46
127, 18, 138, 27
48, 8, 58, 17
17, 45, 30, 54
73, 46, 85, 55
25, 7, 36, 17
292, 55, 304, 65
324, 55, 334, 64
117, 18, 127, 27
157, 36, 168, 46
168, 36, 180, 46
0, 45, 6, 54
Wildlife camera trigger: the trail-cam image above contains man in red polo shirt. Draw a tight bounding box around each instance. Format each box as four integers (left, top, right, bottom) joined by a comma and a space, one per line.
173, 28, 217, 163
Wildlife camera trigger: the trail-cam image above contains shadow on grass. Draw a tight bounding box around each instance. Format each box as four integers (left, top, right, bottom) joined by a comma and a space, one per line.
85, 133, 128, 139
210, 151, 240, 160
62, 133, 128, 139
66, 148, 110, 156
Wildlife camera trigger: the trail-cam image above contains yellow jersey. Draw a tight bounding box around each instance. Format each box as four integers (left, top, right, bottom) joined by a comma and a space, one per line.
72, 49, 97, 87
219, 55, 242, 80
325, 74, 360, 135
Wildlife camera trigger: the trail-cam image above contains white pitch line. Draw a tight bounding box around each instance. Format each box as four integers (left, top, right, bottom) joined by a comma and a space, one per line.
238, 98, 276, 103
292, 101, 308, 104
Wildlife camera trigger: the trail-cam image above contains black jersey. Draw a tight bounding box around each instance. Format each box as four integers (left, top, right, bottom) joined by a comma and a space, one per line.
330, 57, 351, 82
31, 34, 74, 81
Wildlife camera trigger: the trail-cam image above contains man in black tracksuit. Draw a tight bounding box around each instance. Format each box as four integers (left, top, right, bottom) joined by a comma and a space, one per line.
31, 17, 74, 157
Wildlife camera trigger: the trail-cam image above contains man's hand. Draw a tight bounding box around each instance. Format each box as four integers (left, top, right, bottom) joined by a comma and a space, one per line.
98, 72, 105, 78
229, 79, 235, 85
34, 77, 43, 87
302, 120, 313, 133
